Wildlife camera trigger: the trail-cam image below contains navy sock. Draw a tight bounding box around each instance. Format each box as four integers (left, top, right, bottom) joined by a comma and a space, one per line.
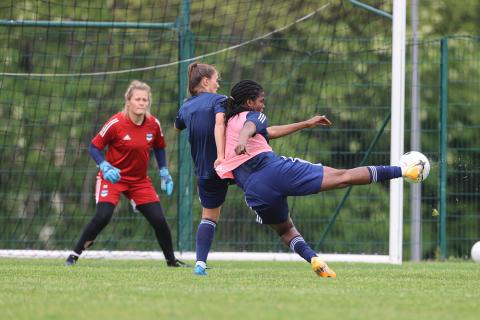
367, 166, 402, 183
196, 219, 217, 263
289, 236, 317, 263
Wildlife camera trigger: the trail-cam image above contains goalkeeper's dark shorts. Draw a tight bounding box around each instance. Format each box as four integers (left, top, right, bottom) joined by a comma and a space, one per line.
95, 175, 159, 206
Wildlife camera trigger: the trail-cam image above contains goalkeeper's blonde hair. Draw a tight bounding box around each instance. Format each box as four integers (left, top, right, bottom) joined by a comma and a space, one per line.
123, 80, 152, 117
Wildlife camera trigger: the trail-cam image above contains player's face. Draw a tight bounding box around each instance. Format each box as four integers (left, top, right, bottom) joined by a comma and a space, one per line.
247, 91, 265, 113
204, 72, 220, 93
128, 89, 149, 117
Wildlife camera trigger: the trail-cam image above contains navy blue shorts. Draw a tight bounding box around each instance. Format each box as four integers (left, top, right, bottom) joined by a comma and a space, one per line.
197, 174, 230, 209
241, 155, 323, 224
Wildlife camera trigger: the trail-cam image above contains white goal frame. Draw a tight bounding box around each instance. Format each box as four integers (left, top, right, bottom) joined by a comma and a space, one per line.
0, 2, 406, 265
389, 0, 406, 264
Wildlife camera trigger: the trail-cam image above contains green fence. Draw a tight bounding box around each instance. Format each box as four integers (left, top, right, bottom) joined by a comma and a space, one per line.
0, 1, 478, 260
402, 36, 480, 260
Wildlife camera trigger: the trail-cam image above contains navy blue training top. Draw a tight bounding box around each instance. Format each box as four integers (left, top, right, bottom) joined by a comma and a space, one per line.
246, 111, 269, 141
175, 92, 226, 179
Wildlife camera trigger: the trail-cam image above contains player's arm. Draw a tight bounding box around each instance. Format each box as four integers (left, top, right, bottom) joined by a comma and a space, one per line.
174, 112, 185, 133
235, 121, 257, 155
88, 143, 105, 165
88, 143, 121, 183
214, 112, 226, 167
153, 118, 174, 197
153, 147, 174, 197
153, 147, 167, 168
90, 119, 121, 183
267, 115, 332, 139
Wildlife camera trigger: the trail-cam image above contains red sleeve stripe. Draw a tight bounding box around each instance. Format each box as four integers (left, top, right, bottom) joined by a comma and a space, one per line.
99, 118, 119, 137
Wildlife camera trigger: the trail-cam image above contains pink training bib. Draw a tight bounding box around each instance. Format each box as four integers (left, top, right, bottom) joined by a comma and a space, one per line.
215, 112, 272, 179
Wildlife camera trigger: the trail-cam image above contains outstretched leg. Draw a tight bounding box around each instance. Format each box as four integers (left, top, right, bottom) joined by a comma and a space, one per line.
65, 202, 115, 266
269, 218, 336, 278
319, 163, 423, 191
137, 202, 188, 267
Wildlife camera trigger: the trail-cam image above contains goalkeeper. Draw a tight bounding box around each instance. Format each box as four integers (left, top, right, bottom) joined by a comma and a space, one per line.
65, 80, 187, 267
215, 80, 425, 277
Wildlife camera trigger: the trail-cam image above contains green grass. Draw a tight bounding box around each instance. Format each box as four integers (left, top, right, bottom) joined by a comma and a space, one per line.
0, 259, 478, 320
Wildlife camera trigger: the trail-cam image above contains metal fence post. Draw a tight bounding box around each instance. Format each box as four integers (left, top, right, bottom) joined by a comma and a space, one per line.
177, 0, 194, 251
438, 37, 449, 260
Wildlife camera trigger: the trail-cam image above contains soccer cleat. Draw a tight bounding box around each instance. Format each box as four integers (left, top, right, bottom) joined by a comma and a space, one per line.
402, 160, 425, 182
64, 254, 78, 266
194, 264, 208, 276
311, 257, 336, 278
166, 259, 191, 268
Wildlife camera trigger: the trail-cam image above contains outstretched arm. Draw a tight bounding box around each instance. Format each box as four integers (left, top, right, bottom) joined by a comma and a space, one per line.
235, 121, 257, 155
267, 115, 332, 139
213, 112, 226, 167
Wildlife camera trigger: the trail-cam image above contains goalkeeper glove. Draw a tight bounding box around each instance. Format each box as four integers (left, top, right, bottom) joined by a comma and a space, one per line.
99, 161, 121, 183
159, 167, 174, 196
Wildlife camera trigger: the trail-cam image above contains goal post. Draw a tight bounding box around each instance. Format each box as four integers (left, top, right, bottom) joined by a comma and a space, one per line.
389, 0, 407, 264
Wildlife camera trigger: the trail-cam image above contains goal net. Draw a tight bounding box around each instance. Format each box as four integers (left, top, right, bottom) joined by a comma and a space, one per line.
0, 0, 401, 263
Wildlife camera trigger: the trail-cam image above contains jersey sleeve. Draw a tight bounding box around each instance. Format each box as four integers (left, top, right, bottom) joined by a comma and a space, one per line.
91, 116, 120, 150
213, 95, 227, 114
174, 108, 186, 130
153, 118, 167, 148
246, 111, 268, 133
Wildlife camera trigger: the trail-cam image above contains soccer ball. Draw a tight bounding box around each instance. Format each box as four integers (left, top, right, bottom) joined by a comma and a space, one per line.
399, 151, 430, 183
471, 241, 480, 262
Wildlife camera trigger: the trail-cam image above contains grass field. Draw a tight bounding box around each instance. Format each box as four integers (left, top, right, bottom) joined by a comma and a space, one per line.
0, 258, 478, 320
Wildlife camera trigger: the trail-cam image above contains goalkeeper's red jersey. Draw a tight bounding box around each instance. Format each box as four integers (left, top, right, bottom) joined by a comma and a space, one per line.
92, 112, 166, 182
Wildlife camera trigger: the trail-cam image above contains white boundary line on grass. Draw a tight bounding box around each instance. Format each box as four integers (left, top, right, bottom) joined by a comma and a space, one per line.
0, 250, 390, 263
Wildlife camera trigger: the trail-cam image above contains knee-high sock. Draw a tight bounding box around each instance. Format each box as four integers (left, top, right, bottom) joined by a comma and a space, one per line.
289, 235, 317, 263
367, 166, 402, 183
196, 219, 217, 264
137, 202, 176, 262
73, 202, 115, 255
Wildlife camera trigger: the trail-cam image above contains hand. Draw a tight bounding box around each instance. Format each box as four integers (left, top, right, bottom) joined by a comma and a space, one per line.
99, 161, 121, 183
235, 144, 249, 155
305, 115, 332, 128
214, 158, 224, 168
159, 167, 174, 196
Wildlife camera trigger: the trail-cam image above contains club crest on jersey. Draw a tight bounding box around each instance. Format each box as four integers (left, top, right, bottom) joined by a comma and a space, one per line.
146, 133, 153, 141
101, 189, 108, 197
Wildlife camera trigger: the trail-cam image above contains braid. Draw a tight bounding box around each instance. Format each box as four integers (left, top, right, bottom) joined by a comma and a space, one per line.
224, 80, 263, 122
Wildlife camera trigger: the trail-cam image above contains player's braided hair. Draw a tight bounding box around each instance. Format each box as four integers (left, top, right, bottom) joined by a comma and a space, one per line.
224, 80, 263, 122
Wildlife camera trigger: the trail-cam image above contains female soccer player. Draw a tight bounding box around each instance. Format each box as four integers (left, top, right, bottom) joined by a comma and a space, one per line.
65, 80, 186, 267
174, 62, 229, 275
215, 80, 425, 278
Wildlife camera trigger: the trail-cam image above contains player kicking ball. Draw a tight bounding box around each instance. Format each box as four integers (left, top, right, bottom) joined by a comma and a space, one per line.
215, 80, 426, 278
